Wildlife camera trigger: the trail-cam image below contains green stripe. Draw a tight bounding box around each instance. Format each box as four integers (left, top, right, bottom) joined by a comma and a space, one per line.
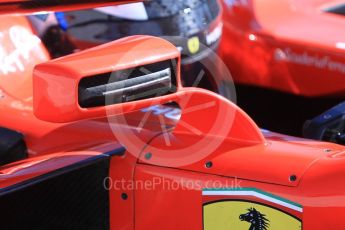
203, 187, 302, 208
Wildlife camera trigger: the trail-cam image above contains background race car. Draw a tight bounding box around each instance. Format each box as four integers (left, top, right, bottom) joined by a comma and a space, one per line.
220, 0, 345, 137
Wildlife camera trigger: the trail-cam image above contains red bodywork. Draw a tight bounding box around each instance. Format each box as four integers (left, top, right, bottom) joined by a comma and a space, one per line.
221, 0, 345, 97
0, 1, 345, 229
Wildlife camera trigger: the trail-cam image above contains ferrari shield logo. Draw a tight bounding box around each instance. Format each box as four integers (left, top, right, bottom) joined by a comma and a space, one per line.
187, 36, 200, 54
203, 188, 302, 230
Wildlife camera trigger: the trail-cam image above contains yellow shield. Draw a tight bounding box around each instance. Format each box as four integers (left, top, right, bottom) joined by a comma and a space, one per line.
203, 201, 302, 230
187, 36, 200, 54
203, 188, 302, 230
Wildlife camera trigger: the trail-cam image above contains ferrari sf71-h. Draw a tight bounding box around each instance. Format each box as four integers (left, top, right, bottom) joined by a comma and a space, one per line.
0, 1, 344, 230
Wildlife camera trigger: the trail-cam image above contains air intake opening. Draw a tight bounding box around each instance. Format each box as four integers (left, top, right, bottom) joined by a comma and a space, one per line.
78, 59, 177, 108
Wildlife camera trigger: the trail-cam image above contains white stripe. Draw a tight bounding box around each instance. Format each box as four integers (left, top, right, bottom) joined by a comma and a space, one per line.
202, 190, 303, 212
95, 3, 148, 21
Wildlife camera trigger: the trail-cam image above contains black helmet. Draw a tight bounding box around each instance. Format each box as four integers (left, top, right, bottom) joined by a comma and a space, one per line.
31, 1, 229, 97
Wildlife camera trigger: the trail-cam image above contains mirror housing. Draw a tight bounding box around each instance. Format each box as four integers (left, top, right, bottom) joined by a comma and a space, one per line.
33, 36, 181, 123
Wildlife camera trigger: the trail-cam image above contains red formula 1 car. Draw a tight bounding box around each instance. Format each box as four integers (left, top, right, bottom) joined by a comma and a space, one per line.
220, 0, 345, 136
27, 0, 228, 98
221, 0, 345, 97
1, 1, 345, 230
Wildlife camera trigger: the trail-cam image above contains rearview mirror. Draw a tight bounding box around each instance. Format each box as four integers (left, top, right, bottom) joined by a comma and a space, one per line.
33, 36, 181, 122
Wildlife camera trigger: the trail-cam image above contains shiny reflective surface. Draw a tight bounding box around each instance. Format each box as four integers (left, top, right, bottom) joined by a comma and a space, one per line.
221, 0, 345, 96
1, 2, 345, 229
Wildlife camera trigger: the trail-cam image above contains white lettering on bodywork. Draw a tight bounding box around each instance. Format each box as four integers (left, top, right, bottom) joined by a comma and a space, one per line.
206, 23, 223, 46
0, 26, 42, 75
275, 48, 345, 74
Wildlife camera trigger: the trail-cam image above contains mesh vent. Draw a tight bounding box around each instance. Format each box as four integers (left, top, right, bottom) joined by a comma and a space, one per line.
0, 156, 111, 230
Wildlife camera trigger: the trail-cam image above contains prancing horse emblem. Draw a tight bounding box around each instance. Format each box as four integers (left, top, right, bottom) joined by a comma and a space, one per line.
239, 207, 270, 230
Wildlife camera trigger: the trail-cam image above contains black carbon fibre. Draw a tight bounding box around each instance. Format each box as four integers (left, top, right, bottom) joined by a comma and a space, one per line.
0, 154, 116, 230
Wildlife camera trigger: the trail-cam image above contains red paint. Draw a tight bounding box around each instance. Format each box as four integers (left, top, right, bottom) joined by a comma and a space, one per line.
0, 1, 345, 229
221, 0, 345, 96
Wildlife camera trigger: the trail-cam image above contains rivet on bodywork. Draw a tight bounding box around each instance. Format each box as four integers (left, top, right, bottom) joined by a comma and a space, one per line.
121, 193, 128, 200
205, 161, 213, 168
144, 152, 152, 160
289, 175, 297, 182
